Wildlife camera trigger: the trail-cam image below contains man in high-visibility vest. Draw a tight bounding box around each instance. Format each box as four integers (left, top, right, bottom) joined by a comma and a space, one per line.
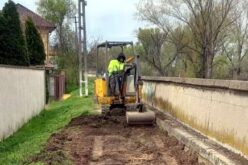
108, 53, 126, 95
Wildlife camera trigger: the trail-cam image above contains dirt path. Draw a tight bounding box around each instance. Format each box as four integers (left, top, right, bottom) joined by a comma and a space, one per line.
31, 115, 203, 165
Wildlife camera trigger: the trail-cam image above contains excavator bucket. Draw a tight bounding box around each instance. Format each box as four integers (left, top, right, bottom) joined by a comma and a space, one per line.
126, 111, 155, 125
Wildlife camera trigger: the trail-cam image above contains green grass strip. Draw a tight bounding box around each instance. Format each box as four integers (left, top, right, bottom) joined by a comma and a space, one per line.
0, 85, 96, 164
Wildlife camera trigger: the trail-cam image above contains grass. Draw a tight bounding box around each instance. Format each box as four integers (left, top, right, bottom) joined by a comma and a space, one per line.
0, 80, 96, 164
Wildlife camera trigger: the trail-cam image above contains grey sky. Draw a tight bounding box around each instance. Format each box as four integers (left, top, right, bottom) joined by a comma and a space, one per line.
0, 0, 144, 42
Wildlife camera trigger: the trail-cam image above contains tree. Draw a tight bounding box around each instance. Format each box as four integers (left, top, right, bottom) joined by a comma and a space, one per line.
87, 38, 103, 72
137, 0, 236, 78
137, 28, 168, 76
0, 15, 7, 63
137, 27, 188, 76
212, 55, 231, 79
25, 17, 46, 65
55, 24, 79, 92
36, 0, 76, 51
167, 26, 201, 77
37, 0, 78, 92
0, 0, 29, 66
222, 0, 248, 79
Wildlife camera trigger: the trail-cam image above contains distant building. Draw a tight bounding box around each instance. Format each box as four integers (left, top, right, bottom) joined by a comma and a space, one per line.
16, 3, 56, 66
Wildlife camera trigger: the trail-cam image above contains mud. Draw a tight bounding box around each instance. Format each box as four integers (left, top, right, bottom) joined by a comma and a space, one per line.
30, 115, 204, 165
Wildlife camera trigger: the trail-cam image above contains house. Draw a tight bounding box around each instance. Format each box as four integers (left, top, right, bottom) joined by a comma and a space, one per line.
16, 3, 56, 66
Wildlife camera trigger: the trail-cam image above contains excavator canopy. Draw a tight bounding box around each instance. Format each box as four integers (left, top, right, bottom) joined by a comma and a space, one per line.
97, 41, 133, 48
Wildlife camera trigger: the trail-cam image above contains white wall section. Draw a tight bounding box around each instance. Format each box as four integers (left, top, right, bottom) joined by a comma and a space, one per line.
0, 65, 45, 140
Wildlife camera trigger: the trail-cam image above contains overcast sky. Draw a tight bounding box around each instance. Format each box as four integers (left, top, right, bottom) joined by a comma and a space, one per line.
0, 0, 144, 42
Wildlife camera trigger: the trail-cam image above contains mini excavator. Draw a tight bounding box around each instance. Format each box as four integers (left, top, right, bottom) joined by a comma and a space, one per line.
94, 41, 155, 125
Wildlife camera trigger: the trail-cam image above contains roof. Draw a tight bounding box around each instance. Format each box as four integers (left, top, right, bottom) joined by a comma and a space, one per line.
97, 41, 133, 48
16, 3, 56, 32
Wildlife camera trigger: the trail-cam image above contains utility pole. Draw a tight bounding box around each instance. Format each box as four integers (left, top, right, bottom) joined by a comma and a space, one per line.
73, 16, 81, 96
78, 0, 88, 96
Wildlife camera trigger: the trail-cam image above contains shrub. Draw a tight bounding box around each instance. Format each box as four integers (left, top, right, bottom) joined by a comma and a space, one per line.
25, 17, 45, 65
0, 0, 29, 66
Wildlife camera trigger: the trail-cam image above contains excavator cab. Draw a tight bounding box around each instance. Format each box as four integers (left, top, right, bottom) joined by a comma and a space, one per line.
94, 41, 155, 124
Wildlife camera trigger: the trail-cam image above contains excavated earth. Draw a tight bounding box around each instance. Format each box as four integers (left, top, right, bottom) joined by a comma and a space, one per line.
30, 114, 204, 165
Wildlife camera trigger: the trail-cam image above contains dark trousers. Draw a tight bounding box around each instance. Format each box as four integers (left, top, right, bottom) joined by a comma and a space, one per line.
109, 73, 123, 96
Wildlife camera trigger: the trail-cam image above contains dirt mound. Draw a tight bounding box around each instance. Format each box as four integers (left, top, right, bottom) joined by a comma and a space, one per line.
30, 115, 204, 165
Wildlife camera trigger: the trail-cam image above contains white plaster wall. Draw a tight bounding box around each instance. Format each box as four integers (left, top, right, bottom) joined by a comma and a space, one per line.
0, 66, 45, 140
143, 81, 248, 149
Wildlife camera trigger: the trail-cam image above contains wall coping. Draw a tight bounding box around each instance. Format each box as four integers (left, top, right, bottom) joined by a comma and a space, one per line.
0, 64, 45, 71
142, 76, 248, 92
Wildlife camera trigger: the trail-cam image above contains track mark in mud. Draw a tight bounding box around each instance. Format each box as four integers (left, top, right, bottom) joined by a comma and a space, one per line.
91, 136, 103, 161
30, 115, 203, 165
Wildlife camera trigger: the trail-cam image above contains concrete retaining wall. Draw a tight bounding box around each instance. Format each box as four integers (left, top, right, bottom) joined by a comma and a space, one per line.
0, 65, 45, 140
142, 76, 248, 156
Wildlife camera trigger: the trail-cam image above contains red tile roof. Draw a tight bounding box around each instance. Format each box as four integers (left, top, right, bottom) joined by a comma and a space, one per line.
16, 3, 56, 32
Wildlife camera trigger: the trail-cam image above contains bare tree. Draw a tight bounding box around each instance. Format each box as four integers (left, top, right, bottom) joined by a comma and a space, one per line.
87, 38, 102, 71
137, 28, 187, 76
222, 0, 248, 79
137, 0, 236, 78
37, 0, 76, 51
137, 28, 167, 76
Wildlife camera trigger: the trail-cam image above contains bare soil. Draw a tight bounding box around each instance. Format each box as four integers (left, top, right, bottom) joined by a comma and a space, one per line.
30, 115, 204, 165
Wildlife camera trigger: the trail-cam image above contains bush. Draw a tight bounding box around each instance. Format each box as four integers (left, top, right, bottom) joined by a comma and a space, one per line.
25, 17, 46, 65
0, 0, 29, 66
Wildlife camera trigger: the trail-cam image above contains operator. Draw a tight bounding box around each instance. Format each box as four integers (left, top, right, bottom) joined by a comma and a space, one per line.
108, 53, 126, 95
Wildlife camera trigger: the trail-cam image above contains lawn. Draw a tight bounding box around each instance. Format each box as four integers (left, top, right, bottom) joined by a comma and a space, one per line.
0, 82, 96, 164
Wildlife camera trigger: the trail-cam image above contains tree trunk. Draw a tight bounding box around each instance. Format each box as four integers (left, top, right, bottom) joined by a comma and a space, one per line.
204, 47, 214, 79
199, 50, 206, 78
233, 69, 238, 80
232, 67, 241, 80
205, 56, 213, 78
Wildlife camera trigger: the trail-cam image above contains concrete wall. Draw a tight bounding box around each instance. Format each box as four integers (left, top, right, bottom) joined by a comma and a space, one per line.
0, 65, 45, 140
142, 76, 248, 156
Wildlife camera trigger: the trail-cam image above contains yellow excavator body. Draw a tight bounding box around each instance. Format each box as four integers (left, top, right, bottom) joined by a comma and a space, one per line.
94, 78, 136, 105
94, 41, 155, 125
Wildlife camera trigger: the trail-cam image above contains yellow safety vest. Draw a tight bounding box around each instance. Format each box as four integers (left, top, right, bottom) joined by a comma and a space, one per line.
108, 59, 124, 76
